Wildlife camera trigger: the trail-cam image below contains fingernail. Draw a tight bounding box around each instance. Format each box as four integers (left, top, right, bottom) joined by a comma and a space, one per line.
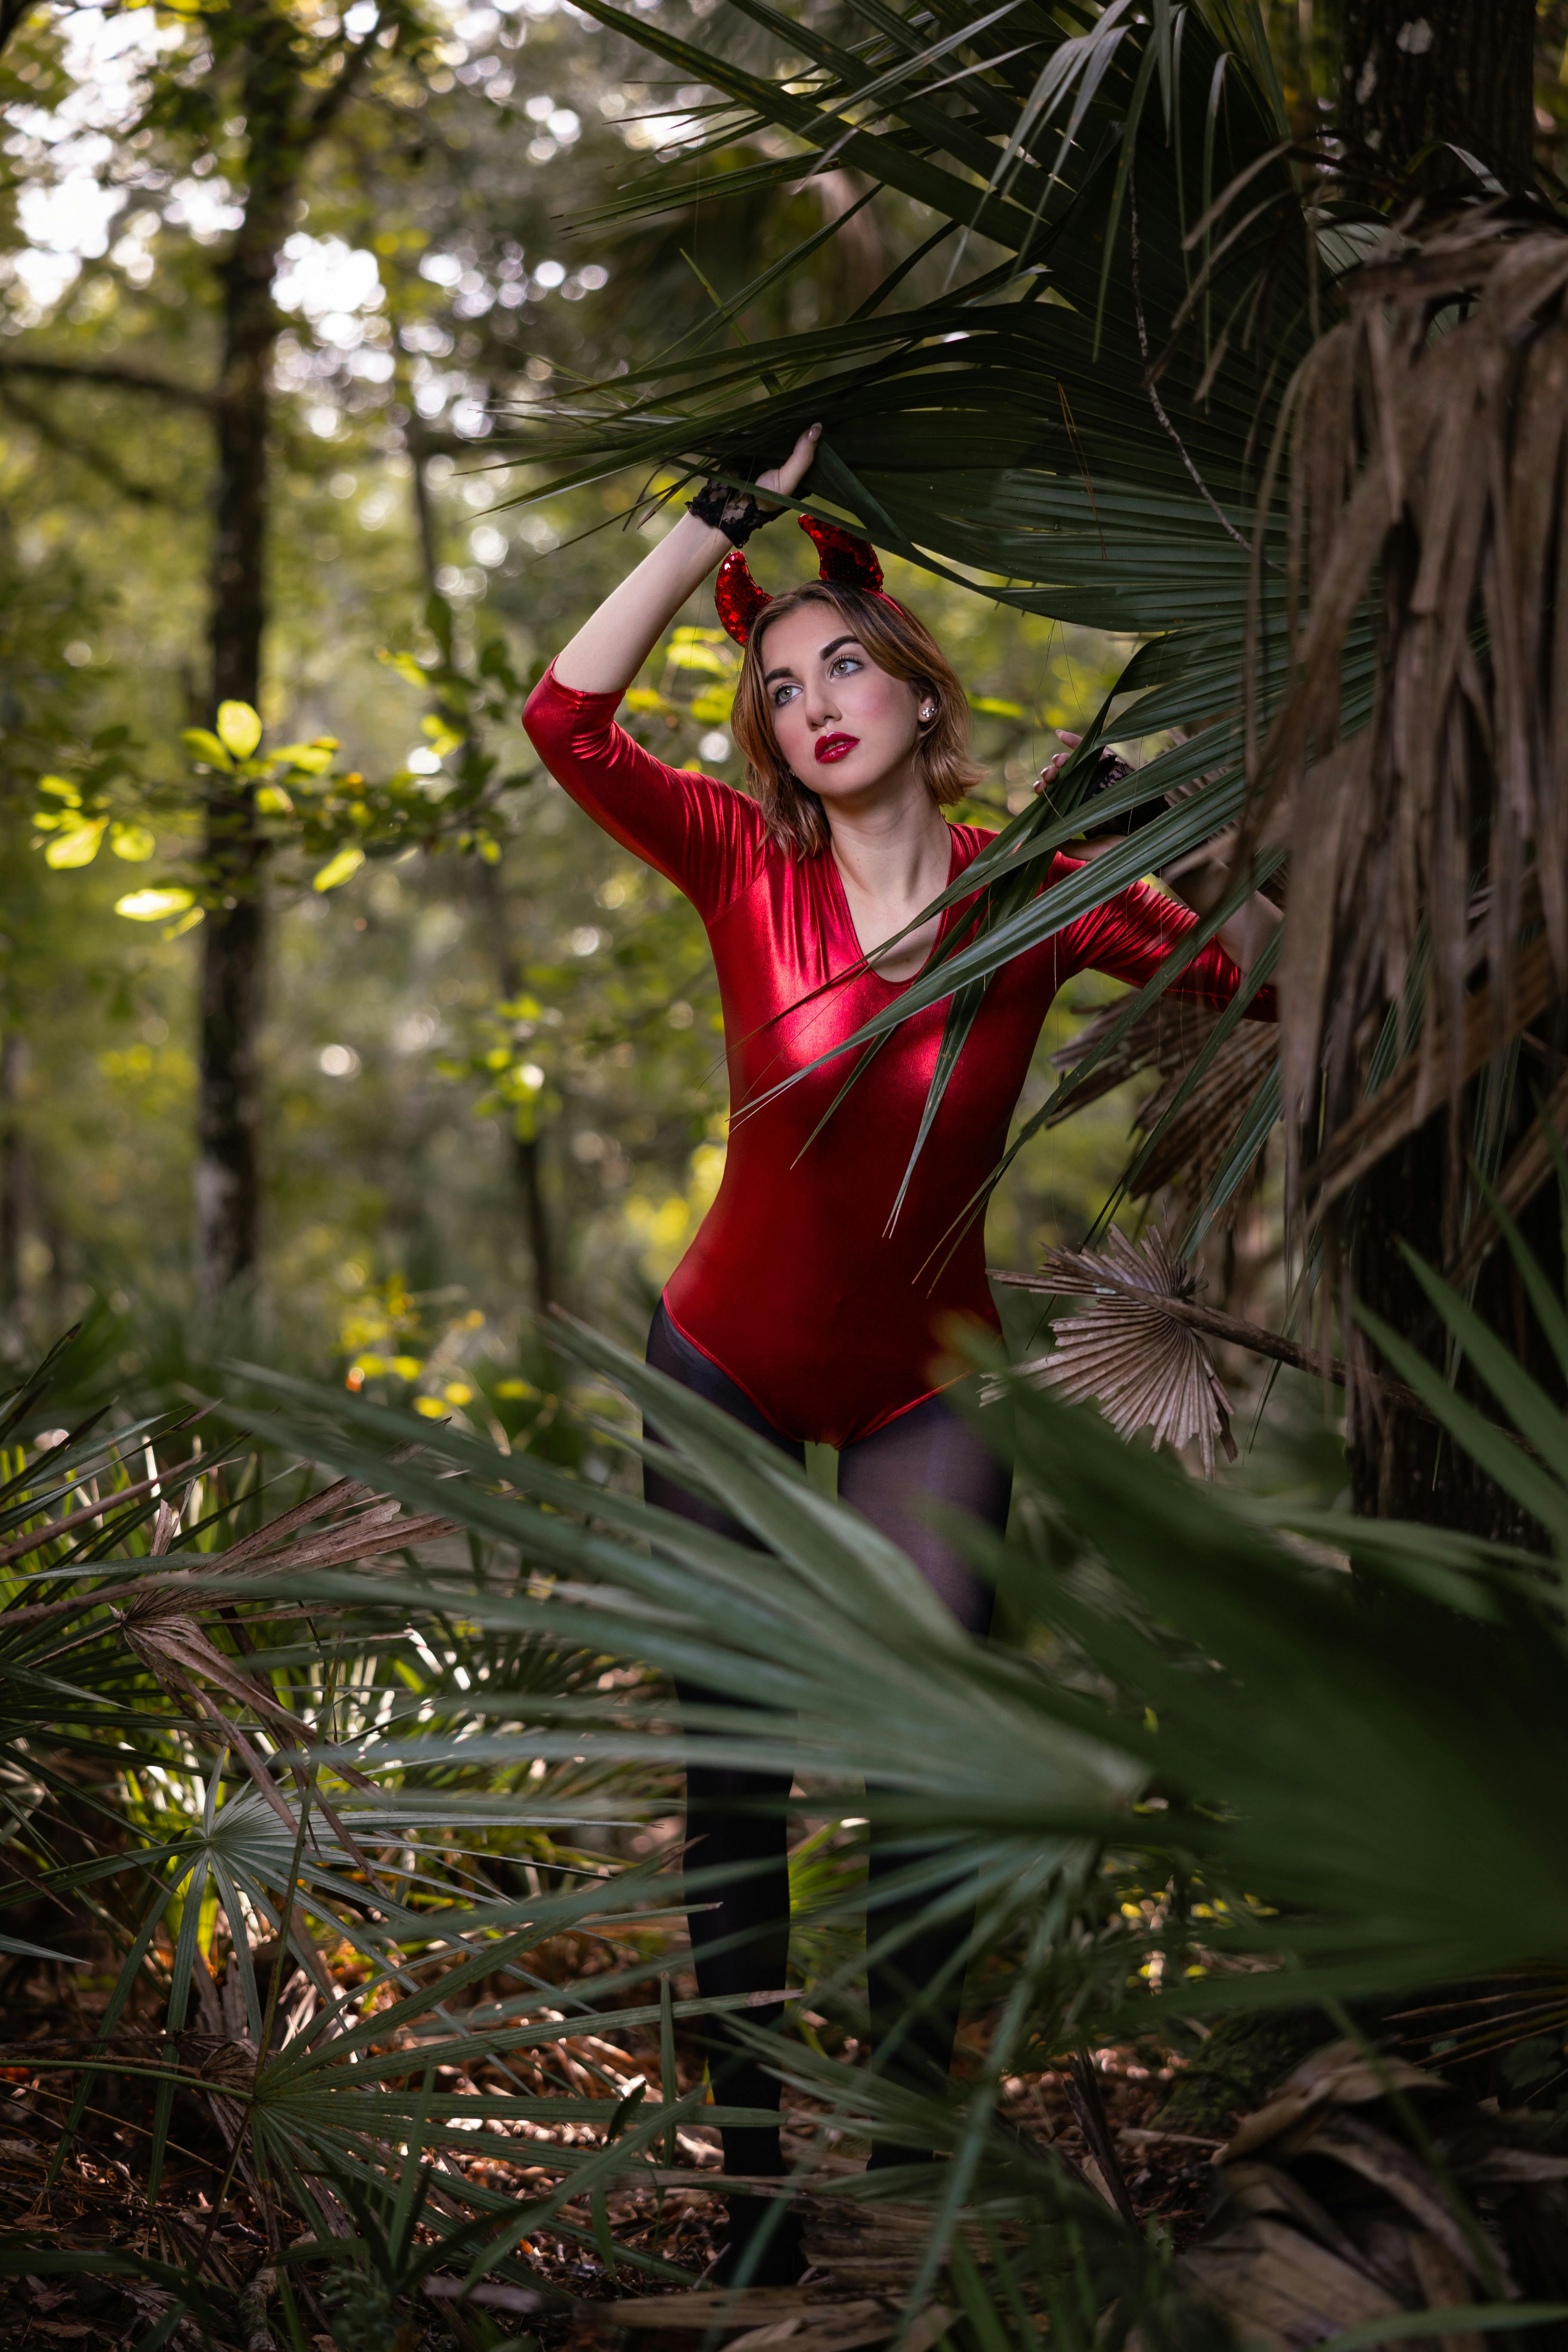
809, 422, 821, 436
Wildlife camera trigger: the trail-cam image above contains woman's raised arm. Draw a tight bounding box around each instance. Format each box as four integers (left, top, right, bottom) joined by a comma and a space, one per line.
552, 425, 821, 695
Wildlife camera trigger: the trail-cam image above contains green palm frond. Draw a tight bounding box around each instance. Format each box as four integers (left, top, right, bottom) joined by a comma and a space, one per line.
226, 1295, 1568, 2016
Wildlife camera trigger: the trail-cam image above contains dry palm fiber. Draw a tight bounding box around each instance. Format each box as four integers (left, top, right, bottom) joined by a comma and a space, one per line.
1239, 210, 1568, 1247
1050, 998, 1278, 1208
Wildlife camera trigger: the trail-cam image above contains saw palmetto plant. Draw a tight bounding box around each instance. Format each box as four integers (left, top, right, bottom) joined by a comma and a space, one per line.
207, 1170, 1568, 2337
8, 1177, 1568, 2338
0, 1343, 773, 2340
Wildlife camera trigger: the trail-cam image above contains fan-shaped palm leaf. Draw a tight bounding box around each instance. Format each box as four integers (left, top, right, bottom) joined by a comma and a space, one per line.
1003, 1226, 1237, 1472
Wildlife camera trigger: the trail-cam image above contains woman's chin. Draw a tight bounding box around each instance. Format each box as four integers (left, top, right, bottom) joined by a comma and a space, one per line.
809, 753, 907, 802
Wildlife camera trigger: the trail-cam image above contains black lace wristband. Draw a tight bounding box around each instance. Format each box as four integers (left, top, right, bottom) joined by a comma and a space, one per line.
687, 478, 780, 547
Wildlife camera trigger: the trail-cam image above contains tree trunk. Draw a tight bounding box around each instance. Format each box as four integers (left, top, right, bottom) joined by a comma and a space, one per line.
471, 850, 557, 1321
405, 428, 557, 1317
1337, 0, 1555, 1534
194, 7, 300, 1308
0, 1033, 29, 1329
1348, 1087, 1565, 1539
1335, 0, 1535, 192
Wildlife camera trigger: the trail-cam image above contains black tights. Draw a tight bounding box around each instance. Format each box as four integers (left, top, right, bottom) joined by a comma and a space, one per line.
643, 1302, 1011, 2179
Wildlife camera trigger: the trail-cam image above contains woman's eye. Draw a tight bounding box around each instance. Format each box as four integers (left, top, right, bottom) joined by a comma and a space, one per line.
830, 656, 860, 677
772, 683, 798, 706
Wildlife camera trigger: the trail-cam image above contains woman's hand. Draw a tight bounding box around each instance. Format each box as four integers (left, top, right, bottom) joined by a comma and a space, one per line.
756, 423, 822, 509
552, 423, 823, 696
1032, 731, 1082, 796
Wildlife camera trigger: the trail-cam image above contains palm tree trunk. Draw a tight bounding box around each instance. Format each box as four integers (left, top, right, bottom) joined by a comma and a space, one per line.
1335, 0, 1535, 191
1336, 0, 1560, 1536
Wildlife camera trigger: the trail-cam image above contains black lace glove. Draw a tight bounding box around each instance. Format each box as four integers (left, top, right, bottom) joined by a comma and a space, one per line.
687, 478, 784, 547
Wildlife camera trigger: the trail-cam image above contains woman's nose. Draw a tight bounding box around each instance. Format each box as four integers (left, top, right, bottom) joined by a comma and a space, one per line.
804, 682, 839, 728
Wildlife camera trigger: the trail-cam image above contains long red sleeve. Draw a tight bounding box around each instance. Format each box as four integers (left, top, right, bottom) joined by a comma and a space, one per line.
524, 665, 767, 924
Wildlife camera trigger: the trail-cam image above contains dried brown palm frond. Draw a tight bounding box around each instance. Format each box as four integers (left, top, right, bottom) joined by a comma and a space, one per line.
1241, 210, 1568, 1240
999, 1228, 1238, 1476
1178, 2038, 1568, 2341
1047, 998, 1234, 1121
994, 1234, 1433, 1459
1050, 1001, 1279, 1210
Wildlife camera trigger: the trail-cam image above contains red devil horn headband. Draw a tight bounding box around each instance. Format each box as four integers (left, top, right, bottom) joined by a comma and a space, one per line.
715, 514, 889, 646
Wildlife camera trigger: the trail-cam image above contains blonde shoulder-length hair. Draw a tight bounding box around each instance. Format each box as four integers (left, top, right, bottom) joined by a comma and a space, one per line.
727, 580, 983, 859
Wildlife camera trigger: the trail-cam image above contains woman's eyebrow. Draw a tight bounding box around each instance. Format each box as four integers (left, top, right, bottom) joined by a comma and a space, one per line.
764, 633, 862, 684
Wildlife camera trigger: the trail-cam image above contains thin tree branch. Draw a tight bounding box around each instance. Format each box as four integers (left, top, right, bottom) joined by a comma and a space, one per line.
1128, 175, 1255, 558
304, 13, 389, 145
0, 355, 214, 411
0, 380, 183, 505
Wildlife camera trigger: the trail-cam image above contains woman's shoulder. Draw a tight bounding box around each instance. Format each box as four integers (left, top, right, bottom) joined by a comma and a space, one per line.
946, 818, 996, 865
946, 821, 1086, 886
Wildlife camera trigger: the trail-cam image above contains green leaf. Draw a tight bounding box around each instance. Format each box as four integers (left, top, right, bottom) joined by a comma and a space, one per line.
44, 818, 107, 869
271, 741, 336, 775
181, 728, 234, 770
313, 846, 365, 893
216, 699, 263, 759
116, 888, 196, 921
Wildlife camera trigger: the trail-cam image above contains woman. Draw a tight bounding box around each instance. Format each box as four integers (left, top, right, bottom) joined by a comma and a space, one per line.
523, 425, 1273, 2278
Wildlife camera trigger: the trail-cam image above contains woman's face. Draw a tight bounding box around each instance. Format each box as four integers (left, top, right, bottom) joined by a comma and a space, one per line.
754, 600, 930, 804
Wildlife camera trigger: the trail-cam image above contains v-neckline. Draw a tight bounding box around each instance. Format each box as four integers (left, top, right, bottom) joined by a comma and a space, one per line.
825, 827, 966, 996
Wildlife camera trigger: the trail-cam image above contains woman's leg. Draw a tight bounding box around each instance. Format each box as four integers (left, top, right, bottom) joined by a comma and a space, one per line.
836, 1391, 1010, 2168
643, 1304, 804, 2255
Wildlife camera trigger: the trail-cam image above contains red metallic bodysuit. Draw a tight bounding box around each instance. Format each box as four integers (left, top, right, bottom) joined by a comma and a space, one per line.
525, 667, 1269, 1449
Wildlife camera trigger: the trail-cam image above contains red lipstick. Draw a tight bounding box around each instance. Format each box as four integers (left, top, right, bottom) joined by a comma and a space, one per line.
814, 732, 859, 766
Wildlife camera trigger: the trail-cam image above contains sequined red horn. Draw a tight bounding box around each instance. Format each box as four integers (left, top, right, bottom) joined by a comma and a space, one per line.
799, 512, 884, 594
714, 548, 772, 646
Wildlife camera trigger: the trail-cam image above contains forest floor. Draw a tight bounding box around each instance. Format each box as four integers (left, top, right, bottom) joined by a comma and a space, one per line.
0, 1922, 1237, 2352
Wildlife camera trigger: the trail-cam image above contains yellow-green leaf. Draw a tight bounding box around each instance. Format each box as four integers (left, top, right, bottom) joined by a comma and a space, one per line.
110, 822, 157, 862
665, 643, 728, 676
45, 818, 107, 868
689, 689, 734, 724
378, 649, 429, 687
182, 728, 233, 770
624, 687, 670, 714
255, 784, 294, 815
217, 700, 263, 759
313, 845, 365, 893
270, 743, 334, 775
38, 775, 81, 805
421, 716, 464, 755
116, 887, 195, 920
164, 906, 205, 939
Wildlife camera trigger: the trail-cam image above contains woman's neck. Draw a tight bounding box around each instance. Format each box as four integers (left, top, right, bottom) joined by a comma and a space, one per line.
824, 770, 955, 978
